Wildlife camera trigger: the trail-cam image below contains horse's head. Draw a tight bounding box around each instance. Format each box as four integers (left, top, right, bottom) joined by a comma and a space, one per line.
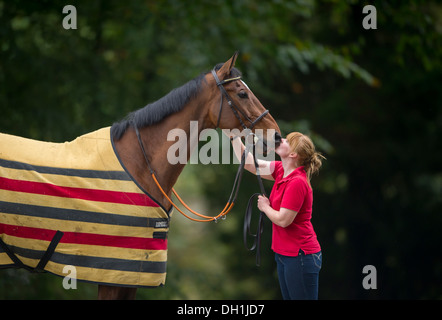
205, 52, 281, 153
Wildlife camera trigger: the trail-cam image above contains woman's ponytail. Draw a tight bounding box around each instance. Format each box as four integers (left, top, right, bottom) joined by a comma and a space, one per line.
305, 152, 326, 181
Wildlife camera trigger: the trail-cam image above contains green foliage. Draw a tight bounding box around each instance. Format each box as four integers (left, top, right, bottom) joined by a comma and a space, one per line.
1, 0, 441, 299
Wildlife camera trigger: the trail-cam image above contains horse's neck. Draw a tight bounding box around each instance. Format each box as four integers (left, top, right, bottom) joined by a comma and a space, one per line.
114, 100, 212, 210
142, 113, 204, 191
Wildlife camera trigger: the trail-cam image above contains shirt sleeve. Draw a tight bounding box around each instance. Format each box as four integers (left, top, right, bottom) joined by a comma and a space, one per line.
271, 161, 282, 180
280, 177, 308, 213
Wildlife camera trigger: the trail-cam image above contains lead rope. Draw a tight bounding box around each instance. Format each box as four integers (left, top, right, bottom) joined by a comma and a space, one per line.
134, 125, 267, 265
133, 123, 252, 222
243, 141, 267, 266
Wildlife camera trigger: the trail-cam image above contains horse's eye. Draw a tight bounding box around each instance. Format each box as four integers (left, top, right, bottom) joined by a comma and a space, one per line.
238, 91, 248, 99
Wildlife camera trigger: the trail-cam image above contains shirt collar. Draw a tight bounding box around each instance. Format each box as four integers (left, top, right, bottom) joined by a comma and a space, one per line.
278, 166, 306, 183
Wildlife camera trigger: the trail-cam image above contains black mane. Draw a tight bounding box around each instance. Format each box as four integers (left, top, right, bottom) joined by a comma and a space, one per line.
111, 64, 242, 140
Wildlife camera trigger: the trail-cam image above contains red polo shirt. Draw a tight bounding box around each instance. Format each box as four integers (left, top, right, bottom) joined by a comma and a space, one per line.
269, 161, 321, 256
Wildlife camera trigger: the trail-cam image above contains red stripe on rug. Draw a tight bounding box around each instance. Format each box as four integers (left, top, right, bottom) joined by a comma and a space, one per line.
0, 223, 167, 250
0, 177, 159, 207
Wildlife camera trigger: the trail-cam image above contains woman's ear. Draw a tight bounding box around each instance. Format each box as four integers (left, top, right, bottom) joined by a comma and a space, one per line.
289, 152, 299, 161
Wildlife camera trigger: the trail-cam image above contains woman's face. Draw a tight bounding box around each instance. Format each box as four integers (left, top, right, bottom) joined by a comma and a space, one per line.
275, 138, 293, 158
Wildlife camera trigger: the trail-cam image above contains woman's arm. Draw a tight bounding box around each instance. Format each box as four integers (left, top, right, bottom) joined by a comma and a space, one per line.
257, 195, 298, 228
230, 136, 274, 181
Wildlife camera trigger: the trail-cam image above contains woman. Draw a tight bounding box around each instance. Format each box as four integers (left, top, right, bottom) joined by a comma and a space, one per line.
230, 131, 325, 300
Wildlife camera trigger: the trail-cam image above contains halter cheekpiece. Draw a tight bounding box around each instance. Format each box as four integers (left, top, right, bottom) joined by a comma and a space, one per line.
211, 68, 269, 130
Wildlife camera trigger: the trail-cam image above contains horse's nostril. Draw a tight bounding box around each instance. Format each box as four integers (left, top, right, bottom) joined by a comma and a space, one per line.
274, 132, 282, 147
275, 132, 282, 141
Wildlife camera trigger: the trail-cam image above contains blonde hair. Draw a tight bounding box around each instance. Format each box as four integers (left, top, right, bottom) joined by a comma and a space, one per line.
286, 132, 326, 181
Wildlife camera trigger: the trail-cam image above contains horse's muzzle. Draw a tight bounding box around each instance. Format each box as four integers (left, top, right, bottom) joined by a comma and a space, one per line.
259, 131, 282, 156
274, 132, 282, 148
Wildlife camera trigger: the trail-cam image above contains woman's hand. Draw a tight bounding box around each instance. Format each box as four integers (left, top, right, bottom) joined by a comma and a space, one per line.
257, 195, 298, 228
257, 195, 270, 212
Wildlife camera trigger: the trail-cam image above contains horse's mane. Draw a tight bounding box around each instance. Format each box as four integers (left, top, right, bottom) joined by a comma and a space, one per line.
111, 64, 242, 140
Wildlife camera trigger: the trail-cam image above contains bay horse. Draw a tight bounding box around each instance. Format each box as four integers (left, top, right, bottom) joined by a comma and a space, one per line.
0, 53, 281, 299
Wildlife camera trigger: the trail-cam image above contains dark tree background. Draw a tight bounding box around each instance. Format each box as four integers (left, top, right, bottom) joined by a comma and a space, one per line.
0, 0, 440, 299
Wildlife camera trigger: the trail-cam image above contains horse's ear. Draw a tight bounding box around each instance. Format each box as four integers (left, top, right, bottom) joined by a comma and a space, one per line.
217, 51, 239, 79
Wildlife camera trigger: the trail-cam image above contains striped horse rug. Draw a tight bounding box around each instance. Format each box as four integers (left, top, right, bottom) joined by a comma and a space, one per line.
0, 127, 170, 288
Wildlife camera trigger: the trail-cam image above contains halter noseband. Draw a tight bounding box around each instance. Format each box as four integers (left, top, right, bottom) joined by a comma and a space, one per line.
211, 68, 269, 130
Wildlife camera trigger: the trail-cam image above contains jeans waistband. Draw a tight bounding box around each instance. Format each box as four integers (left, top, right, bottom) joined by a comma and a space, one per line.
298, 249, 322, 256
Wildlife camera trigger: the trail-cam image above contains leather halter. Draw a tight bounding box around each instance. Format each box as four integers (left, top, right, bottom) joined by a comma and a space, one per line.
211, 68, 269, 130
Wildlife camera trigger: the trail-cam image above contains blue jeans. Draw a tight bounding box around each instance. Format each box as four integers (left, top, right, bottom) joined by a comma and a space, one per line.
275, 250, 322, 300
